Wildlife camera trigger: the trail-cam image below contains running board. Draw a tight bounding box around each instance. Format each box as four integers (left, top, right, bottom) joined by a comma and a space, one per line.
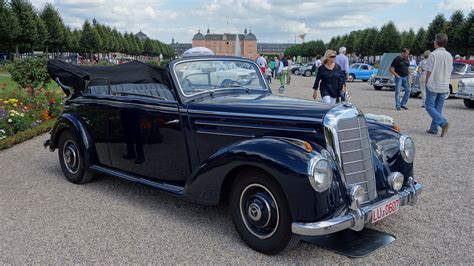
90, 165, 184, 195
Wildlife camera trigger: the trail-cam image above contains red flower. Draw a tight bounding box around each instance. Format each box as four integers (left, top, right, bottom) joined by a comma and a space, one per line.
49, 99, 55, 104
26, 89, 32, 93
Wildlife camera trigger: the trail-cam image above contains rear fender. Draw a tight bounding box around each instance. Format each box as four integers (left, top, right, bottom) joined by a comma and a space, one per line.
49, 113, 94, 168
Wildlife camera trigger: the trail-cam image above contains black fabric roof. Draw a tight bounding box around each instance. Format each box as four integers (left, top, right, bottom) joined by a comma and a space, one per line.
47, 59, 170, 93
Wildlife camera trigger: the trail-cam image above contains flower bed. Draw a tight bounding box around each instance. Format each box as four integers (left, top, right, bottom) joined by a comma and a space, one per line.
0, 76, 64, 150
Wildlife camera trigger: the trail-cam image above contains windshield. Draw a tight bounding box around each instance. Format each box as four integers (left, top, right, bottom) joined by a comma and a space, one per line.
175, 60, 266, 96
452, 62, 466, 73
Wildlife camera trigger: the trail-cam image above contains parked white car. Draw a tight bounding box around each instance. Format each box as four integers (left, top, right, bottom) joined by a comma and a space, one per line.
455, 78, 474, 108
176, 60, 258, 91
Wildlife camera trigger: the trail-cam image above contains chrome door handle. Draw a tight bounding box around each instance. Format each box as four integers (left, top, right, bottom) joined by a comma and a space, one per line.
165, 119, 179, 125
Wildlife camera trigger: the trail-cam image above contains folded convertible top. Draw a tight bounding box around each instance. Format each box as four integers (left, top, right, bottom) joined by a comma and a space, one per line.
47, 59, 171, 94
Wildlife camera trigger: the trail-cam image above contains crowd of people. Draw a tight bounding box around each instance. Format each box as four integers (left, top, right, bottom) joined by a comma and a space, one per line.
256, 32, 454, 138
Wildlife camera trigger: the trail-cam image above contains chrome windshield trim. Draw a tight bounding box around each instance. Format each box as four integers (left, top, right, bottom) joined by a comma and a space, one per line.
194, 120, 317, 133
171, 57, 269, 99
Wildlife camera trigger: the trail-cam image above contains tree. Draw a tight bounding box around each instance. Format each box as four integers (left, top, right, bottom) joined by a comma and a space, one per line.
10, 0, 38, 57
143, 38, 154, 56
364, 27, 379, 56
424, 14, 447, 51
79, 20, 102, 59
401, 28, 415, 51
446, 10, 465, 56
412, 27, 426, 55
34, 14, 47, 52
40, 3, 64, 54
0, 0, 19, 51
374, 21, 401, 54
465, 10, 474, 57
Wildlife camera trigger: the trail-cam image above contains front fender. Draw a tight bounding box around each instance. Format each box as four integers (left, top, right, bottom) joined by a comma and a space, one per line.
49, 113, 94, 168
184, 137, 347, 222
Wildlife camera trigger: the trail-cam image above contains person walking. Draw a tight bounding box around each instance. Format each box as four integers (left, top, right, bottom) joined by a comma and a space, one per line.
418, 50, 430, 107
277, 55, 288, 94
335, 47, 349, 78
256, 54, 267, 74
389, 48, 411, 110
273, 56, 280, 79
269, 58, 276, 79
286, 56, 292, 84
425, 33, 453, 137
312, 50, 346, 104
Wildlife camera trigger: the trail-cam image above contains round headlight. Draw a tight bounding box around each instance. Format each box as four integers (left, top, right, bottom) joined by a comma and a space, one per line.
400, 135, 415, 163
308, 156, 333, 192
350, 185, 365, 204
388, 172, 404, 191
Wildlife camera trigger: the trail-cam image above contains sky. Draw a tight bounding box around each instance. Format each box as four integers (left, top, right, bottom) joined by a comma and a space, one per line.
30, 0, 474, 44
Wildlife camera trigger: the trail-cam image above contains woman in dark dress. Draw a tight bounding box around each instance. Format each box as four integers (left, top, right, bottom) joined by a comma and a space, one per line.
312, 49, 346, 104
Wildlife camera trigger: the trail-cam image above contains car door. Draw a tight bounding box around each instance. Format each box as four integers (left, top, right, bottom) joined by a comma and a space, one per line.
360, 64, 371, 79
106, 84, 190, 183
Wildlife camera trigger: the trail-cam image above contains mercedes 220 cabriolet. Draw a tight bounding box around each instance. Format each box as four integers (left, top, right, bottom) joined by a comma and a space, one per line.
45, 56, 422, 254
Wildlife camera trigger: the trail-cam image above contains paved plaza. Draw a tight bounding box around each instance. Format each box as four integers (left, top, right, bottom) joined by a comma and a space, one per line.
0, 75, 472, 263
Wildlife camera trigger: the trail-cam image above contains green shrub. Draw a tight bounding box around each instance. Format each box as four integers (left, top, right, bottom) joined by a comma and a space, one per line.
5, 57, 51, 95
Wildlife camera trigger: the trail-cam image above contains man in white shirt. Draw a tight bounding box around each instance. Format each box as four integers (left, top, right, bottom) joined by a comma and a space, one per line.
335, 47, 349, 78
425, 33, 453, 137
256, 54, 267, 74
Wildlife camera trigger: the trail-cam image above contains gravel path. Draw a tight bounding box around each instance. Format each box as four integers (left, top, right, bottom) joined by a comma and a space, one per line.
1, 76, 472, 263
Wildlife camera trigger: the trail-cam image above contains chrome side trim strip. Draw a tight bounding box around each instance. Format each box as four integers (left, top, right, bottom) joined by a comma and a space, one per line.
196, 129, 255, 138
70, 98, 179, 112
194, 120, 317, 133
189, 109, 323, 123
90, 165, 184, 194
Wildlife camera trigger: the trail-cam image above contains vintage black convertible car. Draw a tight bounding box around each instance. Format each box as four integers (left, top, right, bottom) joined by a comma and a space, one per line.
44, 56, 422, 254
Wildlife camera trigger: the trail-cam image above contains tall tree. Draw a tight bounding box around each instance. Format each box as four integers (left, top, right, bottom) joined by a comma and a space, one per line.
40, 3, 64, 54
79, 20, 101, 59
446, 10, 466, 56
374, 21, 401, 54
401, 28, 416, 51
412, 27, 427, 55
34, 14, 47, 52
424, 14, 447, 51
0, 0, 19, 51
465, 10, 474, 57
10, 0, 38, 57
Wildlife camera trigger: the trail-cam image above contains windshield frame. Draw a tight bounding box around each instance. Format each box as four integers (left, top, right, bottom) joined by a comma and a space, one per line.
170, 57, 270, 102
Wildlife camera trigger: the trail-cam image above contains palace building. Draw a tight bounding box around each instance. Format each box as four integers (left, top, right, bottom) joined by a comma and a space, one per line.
192, 28, 257, 59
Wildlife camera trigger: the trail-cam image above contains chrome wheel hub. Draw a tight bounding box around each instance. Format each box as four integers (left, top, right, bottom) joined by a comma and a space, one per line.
63, 140, 80, 175
240, 183, 279, 239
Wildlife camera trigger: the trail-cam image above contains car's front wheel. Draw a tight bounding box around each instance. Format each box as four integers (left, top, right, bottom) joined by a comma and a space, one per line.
293, 69, 300, 75
304, 70, 312, 77
230, 169, 298, 254
374, 85, 383, 90
464, 99, 474, 108
58, 130, 94, 184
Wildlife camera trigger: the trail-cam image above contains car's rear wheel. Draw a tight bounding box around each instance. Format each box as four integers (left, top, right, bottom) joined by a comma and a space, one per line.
304, 70, 312, 77
347, 74, 355, 82
230, 169, 298, 254
362, 79, 368, 82
464, 99, 474, 108
293, 69, 300, 75
374, 85, 383, 90
58, 130, 94, 184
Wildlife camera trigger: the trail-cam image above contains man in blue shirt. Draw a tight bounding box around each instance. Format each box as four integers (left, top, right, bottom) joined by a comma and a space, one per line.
335, 47, 349, 78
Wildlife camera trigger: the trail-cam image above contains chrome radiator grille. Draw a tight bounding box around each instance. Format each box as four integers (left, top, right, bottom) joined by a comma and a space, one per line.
335, 115, 377, 203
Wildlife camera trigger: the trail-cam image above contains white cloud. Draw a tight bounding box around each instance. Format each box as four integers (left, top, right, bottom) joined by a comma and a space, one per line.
437, 0, 474, 11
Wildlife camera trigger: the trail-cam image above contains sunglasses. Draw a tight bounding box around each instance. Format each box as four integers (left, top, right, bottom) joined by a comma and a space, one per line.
329, 55, 336, 58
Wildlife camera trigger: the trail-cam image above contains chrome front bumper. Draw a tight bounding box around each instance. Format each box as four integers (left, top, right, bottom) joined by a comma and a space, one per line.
455, 93, 474, 100
292, 178, 422, 236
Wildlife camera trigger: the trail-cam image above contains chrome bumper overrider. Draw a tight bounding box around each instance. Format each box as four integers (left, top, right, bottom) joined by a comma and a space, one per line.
292, 179, 422, 236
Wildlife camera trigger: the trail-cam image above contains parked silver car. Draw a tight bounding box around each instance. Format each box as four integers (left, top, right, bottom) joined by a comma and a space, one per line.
455, 78, 474, 108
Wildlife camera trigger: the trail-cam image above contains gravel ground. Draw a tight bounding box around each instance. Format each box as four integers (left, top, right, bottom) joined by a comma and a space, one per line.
0, 75, 473, 263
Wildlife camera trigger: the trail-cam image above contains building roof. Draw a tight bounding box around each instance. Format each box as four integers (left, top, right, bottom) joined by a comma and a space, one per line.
135, 31, 148, 38
193, 31, 205, 40
245, 32, 257, 40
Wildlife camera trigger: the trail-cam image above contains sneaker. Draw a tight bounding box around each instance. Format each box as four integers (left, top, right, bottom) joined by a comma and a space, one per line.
426, 129, 437, 135
396, 106, 401, 110
440, 123, 449, 137
401, 106, 408, 110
